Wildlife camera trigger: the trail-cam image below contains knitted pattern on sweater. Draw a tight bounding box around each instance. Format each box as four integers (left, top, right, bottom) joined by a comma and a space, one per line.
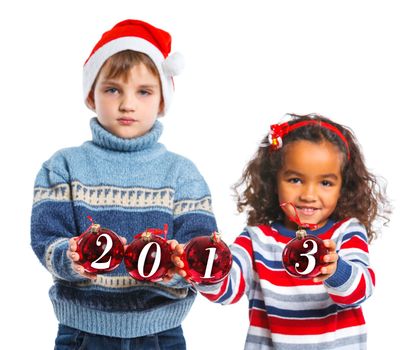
31, 118, 217, 338
196, 218, 374, 350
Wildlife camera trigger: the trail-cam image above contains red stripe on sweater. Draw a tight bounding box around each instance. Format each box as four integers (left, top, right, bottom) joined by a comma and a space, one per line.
250, 307, 365, 335
249, 307, 271, 329
329, 274, 367, 305
369, 268, 376, 286
259, 225, 292, 244
200, 275, 230, 302
340, 236, 369, 253
235, 235, 254, 256
256, 263, 321, 287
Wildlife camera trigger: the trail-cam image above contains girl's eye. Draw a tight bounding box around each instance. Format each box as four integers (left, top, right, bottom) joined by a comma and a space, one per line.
321, 180, 333, 187
288, 178, 301, 184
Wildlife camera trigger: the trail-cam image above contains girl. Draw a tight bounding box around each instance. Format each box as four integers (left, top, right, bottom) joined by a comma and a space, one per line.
173, 113, 389, 350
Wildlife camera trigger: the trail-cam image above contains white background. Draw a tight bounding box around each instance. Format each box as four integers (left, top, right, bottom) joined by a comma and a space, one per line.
1, 0, 415, 348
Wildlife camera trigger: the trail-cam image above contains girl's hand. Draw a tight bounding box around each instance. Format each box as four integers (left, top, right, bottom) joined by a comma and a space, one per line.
67, 236, 127, 281
313, 239, 338, 283
162, 240, 189, 282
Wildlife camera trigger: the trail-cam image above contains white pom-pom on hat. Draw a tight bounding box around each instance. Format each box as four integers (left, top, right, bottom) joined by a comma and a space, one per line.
162, 52, 185, 77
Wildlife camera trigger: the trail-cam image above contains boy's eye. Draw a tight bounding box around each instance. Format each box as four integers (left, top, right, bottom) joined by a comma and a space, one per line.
105, 87, 119, 94
139, 89, 151, 96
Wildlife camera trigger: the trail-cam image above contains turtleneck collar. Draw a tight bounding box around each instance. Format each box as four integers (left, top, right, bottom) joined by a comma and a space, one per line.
90, 117, 163, 152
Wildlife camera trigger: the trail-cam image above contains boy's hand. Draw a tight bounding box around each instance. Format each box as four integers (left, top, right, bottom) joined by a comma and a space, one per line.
67, 236, 127, 280
162, 240, 190, 282
313, 239, 338, 283
67, 237, 97, 280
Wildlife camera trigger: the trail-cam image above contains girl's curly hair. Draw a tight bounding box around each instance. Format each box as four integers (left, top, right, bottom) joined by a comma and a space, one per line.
233, 114, 390, 242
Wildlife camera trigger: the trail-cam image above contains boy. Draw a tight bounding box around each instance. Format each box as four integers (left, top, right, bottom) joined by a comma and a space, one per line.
31, 19, 216, 349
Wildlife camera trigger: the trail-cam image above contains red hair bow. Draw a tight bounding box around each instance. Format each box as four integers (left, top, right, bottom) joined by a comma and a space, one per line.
268, 120, 350, 160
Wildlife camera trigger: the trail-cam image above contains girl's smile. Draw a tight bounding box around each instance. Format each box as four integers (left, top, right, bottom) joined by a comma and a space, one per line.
296, 206, 320, 216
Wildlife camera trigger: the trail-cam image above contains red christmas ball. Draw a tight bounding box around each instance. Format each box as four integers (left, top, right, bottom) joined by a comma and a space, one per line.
282, 229, 328, 278
76, 224, 124, 274
183, 232, 232, 285
124, 231, 172, 281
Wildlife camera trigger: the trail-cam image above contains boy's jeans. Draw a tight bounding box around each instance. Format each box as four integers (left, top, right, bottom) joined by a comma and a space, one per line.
54, 324, 186, 350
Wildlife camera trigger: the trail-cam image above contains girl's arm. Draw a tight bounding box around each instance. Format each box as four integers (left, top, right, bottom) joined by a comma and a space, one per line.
323, 219, 375, 306
192, 230, 255, 305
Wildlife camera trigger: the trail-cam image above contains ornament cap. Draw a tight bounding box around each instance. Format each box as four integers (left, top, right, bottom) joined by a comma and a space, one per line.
296, 229, 307, 239
211, 231, 221, 243
91, 224, 101, 233
142, 231, 153, 241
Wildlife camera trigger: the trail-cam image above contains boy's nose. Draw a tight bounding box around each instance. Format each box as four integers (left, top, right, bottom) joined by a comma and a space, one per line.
119, 94, 136, 112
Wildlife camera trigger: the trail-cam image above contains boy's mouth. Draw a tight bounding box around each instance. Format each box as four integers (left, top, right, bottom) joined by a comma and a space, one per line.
117, 117, 136, 125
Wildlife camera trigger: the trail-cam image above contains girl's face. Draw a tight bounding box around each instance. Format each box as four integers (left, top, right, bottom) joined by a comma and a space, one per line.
88, 63, 162, 139
276, 140, 343, 230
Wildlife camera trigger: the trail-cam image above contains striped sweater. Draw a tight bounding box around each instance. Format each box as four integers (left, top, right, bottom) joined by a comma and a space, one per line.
196, 218, 374, 350
30, 118, 217, 338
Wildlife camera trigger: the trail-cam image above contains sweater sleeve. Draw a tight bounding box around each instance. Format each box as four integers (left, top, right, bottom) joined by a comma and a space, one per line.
194, 229, 254, 305
153, 157, 217, 289
30, 153, 86, 282
172, 159, 217, 243
324, 219, 375, 306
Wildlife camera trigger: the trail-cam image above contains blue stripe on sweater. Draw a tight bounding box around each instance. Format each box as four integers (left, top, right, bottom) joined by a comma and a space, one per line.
241, 230, 250, 238
251, 298, 339, 318
254, 252, 283, 270
341, 231, 368, 243
324, 258, 353, 288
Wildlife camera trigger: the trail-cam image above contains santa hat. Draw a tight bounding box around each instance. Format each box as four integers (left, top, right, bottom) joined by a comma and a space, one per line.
83, 19, 184, 116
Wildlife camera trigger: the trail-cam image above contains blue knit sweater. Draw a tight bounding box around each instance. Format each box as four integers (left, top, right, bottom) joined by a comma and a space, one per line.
31, 118, 217, 338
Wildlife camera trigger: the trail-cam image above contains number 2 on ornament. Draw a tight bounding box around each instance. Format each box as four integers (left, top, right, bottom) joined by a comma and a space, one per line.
76, 220, 124, 274
91, 233, 114, 270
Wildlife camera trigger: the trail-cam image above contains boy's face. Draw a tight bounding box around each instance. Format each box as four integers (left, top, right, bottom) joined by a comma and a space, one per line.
276, 140, 343, 229
88, 63, 162, 139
